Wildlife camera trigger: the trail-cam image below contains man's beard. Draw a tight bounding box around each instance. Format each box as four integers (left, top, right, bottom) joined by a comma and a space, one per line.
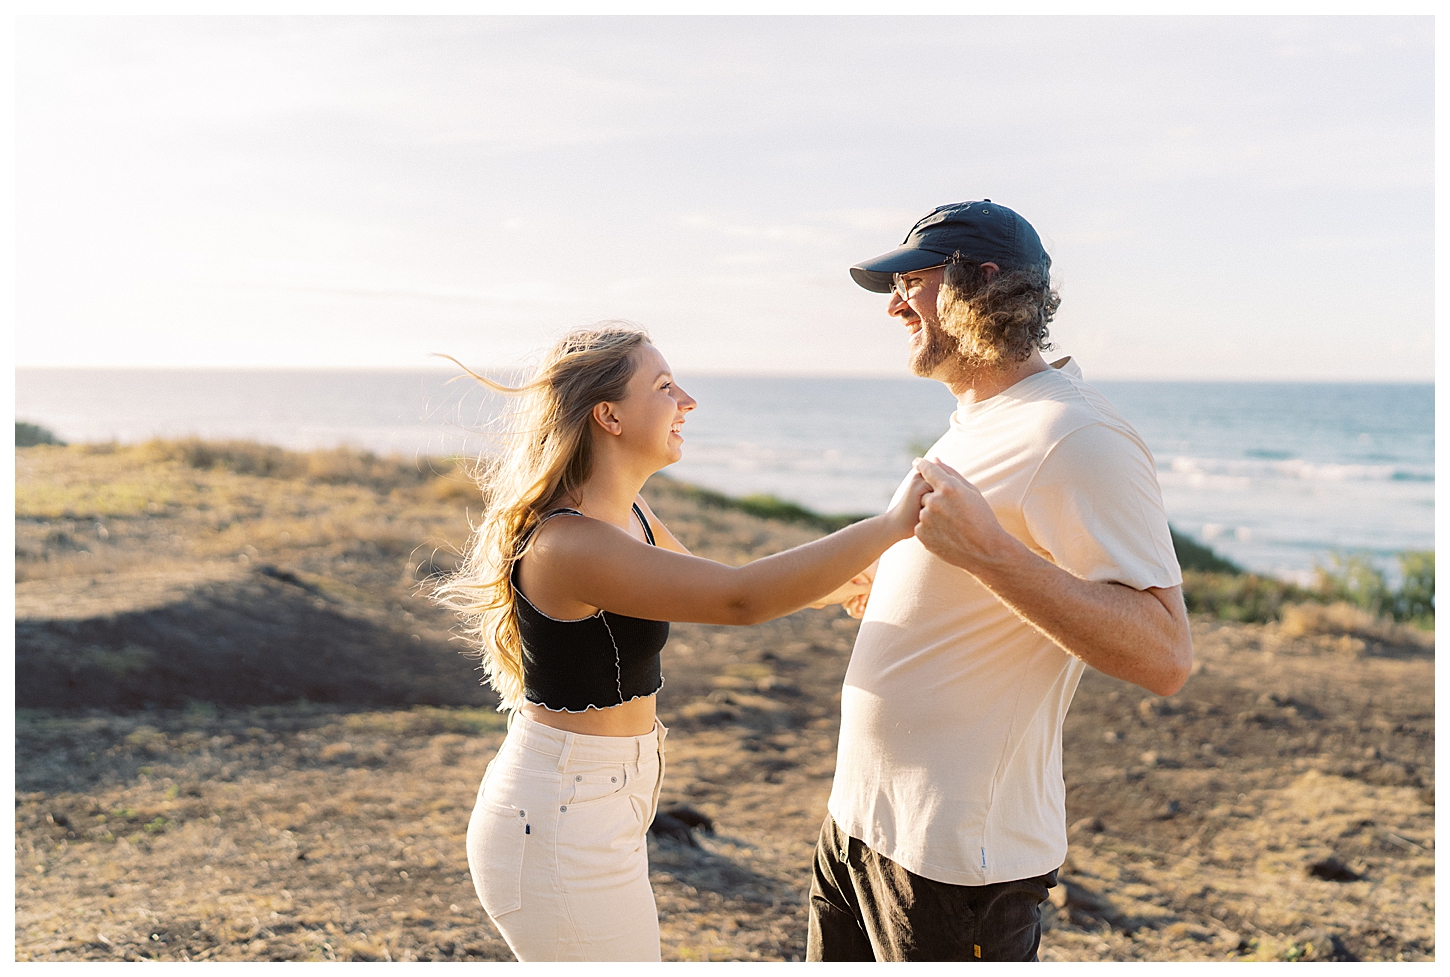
908, 314, 983, 384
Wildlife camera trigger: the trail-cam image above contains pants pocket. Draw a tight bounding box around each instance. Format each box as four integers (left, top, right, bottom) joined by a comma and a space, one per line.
628, 753, 664, 844
648, 748, 665, 825
467, 798, 529, 919
565, 761, 630, 808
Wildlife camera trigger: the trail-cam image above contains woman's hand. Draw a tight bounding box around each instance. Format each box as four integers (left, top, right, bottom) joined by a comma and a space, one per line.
885, 471, 932, 539
840, 561, 877, 618
912, 458, 1016, 570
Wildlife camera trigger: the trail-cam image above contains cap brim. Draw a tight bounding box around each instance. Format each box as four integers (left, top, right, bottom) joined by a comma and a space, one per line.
848, 246, 954, 292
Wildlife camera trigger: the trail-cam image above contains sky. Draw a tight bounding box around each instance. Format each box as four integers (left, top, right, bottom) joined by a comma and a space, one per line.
14, 15, 1436, 380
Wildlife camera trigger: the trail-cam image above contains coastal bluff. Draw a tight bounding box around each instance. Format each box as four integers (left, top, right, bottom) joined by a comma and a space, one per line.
15, 441, 1434, 962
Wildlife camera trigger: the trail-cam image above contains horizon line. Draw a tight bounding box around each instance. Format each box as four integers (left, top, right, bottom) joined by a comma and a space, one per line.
12, 364, 1437, 385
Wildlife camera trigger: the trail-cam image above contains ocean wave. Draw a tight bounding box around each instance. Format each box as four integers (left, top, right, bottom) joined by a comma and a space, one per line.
1165, 456, 1433, 484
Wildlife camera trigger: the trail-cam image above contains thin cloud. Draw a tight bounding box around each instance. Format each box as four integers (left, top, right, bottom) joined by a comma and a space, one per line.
13, 16, 1433, 380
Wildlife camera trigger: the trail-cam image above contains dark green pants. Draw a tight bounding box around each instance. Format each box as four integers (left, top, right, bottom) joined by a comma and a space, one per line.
806, 815, 1057, 962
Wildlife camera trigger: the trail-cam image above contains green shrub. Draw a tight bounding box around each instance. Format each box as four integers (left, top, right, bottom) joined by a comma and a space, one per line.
1183, 551, 1435, 629
670, 482, 869, 533
1181, 571, 1314, 624
1392, 550, 1434, 626
1170, 528, 1243, 574
1312, 551, 1432, 626
16, 421, 65, 447
1313, 553, 1393, 617
733, 493, 868, 533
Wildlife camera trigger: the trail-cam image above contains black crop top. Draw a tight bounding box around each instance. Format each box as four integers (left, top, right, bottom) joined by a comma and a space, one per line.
513, 504, 669, 713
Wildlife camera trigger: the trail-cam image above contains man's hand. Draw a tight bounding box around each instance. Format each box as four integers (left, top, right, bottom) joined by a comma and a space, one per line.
909, 457, 1192, 696
912, 457, 1018, 571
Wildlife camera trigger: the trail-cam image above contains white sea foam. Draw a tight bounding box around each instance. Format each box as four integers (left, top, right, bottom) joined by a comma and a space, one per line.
1164, 455, 1429, 484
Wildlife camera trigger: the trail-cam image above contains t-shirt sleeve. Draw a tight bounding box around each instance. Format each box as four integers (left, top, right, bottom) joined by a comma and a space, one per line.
1020, 422, 1182, 590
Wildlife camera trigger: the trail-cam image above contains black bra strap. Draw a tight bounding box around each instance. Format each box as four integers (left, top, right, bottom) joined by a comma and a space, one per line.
519, 508, 583, 551
521, 506, 654, 551
631, 502, 657, 547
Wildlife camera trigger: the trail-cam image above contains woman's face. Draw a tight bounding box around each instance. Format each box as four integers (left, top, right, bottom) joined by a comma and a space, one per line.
612, 343, 696, 467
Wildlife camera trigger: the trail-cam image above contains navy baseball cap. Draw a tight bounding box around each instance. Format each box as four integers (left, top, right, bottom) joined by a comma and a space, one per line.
849, 200, 1051, 293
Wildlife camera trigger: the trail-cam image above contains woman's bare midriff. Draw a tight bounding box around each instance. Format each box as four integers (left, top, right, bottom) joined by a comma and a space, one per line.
519, 694, 657, 737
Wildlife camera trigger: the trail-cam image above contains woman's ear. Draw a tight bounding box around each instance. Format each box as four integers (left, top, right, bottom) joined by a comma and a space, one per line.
592, 401, 624, 436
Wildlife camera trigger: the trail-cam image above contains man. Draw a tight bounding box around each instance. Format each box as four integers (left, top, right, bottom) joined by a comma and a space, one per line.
807, 200, 1193, 962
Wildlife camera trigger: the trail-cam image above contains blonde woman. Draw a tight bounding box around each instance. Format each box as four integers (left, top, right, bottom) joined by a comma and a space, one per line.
434, 324, 928, 962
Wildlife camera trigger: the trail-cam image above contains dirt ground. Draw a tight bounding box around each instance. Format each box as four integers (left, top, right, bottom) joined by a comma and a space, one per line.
12, 444, 1436, 961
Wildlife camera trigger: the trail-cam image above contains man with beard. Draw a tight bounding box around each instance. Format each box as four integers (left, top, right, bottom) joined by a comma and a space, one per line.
807, 201, 1193, 961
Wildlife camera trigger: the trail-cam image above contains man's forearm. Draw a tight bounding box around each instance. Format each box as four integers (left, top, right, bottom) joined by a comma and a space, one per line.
911, 457, 1193, 695
967, 533, 1192, 695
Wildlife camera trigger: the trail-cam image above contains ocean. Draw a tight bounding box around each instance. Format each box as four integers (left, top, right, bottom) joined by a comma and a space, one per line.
15, 368, 1433, 583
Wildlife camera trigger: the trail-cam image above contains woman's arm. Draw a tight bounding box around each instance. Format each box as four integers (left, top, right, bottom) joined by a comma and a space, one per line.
527, 476, 928, 627
808, 559, 876, 609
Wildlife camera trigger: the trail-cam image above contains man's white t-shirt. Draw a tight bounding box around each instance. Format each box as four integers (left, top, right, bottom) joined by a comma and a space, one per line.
827, 357, 1182, 887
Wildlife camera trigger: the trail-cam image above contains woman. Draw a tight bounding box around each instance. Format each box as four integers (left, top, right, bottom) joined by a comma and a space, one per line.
434, 324, 927, 962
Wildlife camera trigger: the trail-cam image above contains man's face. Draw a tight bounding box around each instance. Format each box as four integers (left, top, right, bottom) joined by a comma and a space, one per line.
887, 265, 957, 380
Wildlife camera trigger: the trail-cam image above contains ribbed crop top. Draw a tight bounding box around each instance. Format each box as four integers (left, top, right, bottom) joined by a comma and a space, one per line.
513, 505, 669, 713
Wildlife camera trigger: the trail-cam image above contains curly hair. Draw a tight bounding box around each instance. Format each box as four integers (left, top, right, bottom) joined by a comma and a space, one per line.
937, 259, 1060, 368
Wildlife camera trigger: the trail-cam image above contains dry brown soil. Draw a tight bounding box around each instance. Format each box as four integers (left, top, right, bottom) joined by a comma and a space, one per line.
13, 445, 1435, 961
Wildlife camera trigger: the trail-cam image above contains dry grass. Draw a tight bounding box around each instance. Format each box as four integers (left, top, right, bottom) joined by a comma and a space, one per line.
1278, 601, 1433, 650
1044, 617, 1434, 962
14, 443, 470, 588
16, 616, 1435, 962
16, 705, 514, 962
13, 440, 1437, 962
131, 438, 450, 490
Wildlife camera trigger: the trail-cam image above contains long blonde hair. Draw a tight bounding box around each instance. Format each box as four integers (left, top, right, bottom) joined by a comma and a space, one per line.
432, 323, 652, 710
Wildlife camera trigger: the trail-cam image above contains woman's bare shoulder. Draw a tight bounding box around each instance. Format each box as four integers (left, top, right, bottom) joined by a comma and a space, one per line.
527, 511, 636, 563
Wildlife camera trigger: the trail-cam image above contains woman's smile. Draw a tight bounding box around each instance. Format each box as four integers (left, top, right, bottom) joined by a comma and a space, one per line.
620, 344, 696, 461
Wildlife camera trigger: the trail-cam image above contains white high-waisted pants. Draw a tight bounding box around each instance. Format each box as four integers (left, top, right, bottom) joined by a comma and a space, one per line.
466, 711, 667, 962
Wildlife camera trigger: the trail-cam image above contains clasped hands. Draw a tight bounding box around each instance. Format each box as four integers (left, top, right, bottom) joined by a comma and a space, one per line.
827, 457, 1019, 619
